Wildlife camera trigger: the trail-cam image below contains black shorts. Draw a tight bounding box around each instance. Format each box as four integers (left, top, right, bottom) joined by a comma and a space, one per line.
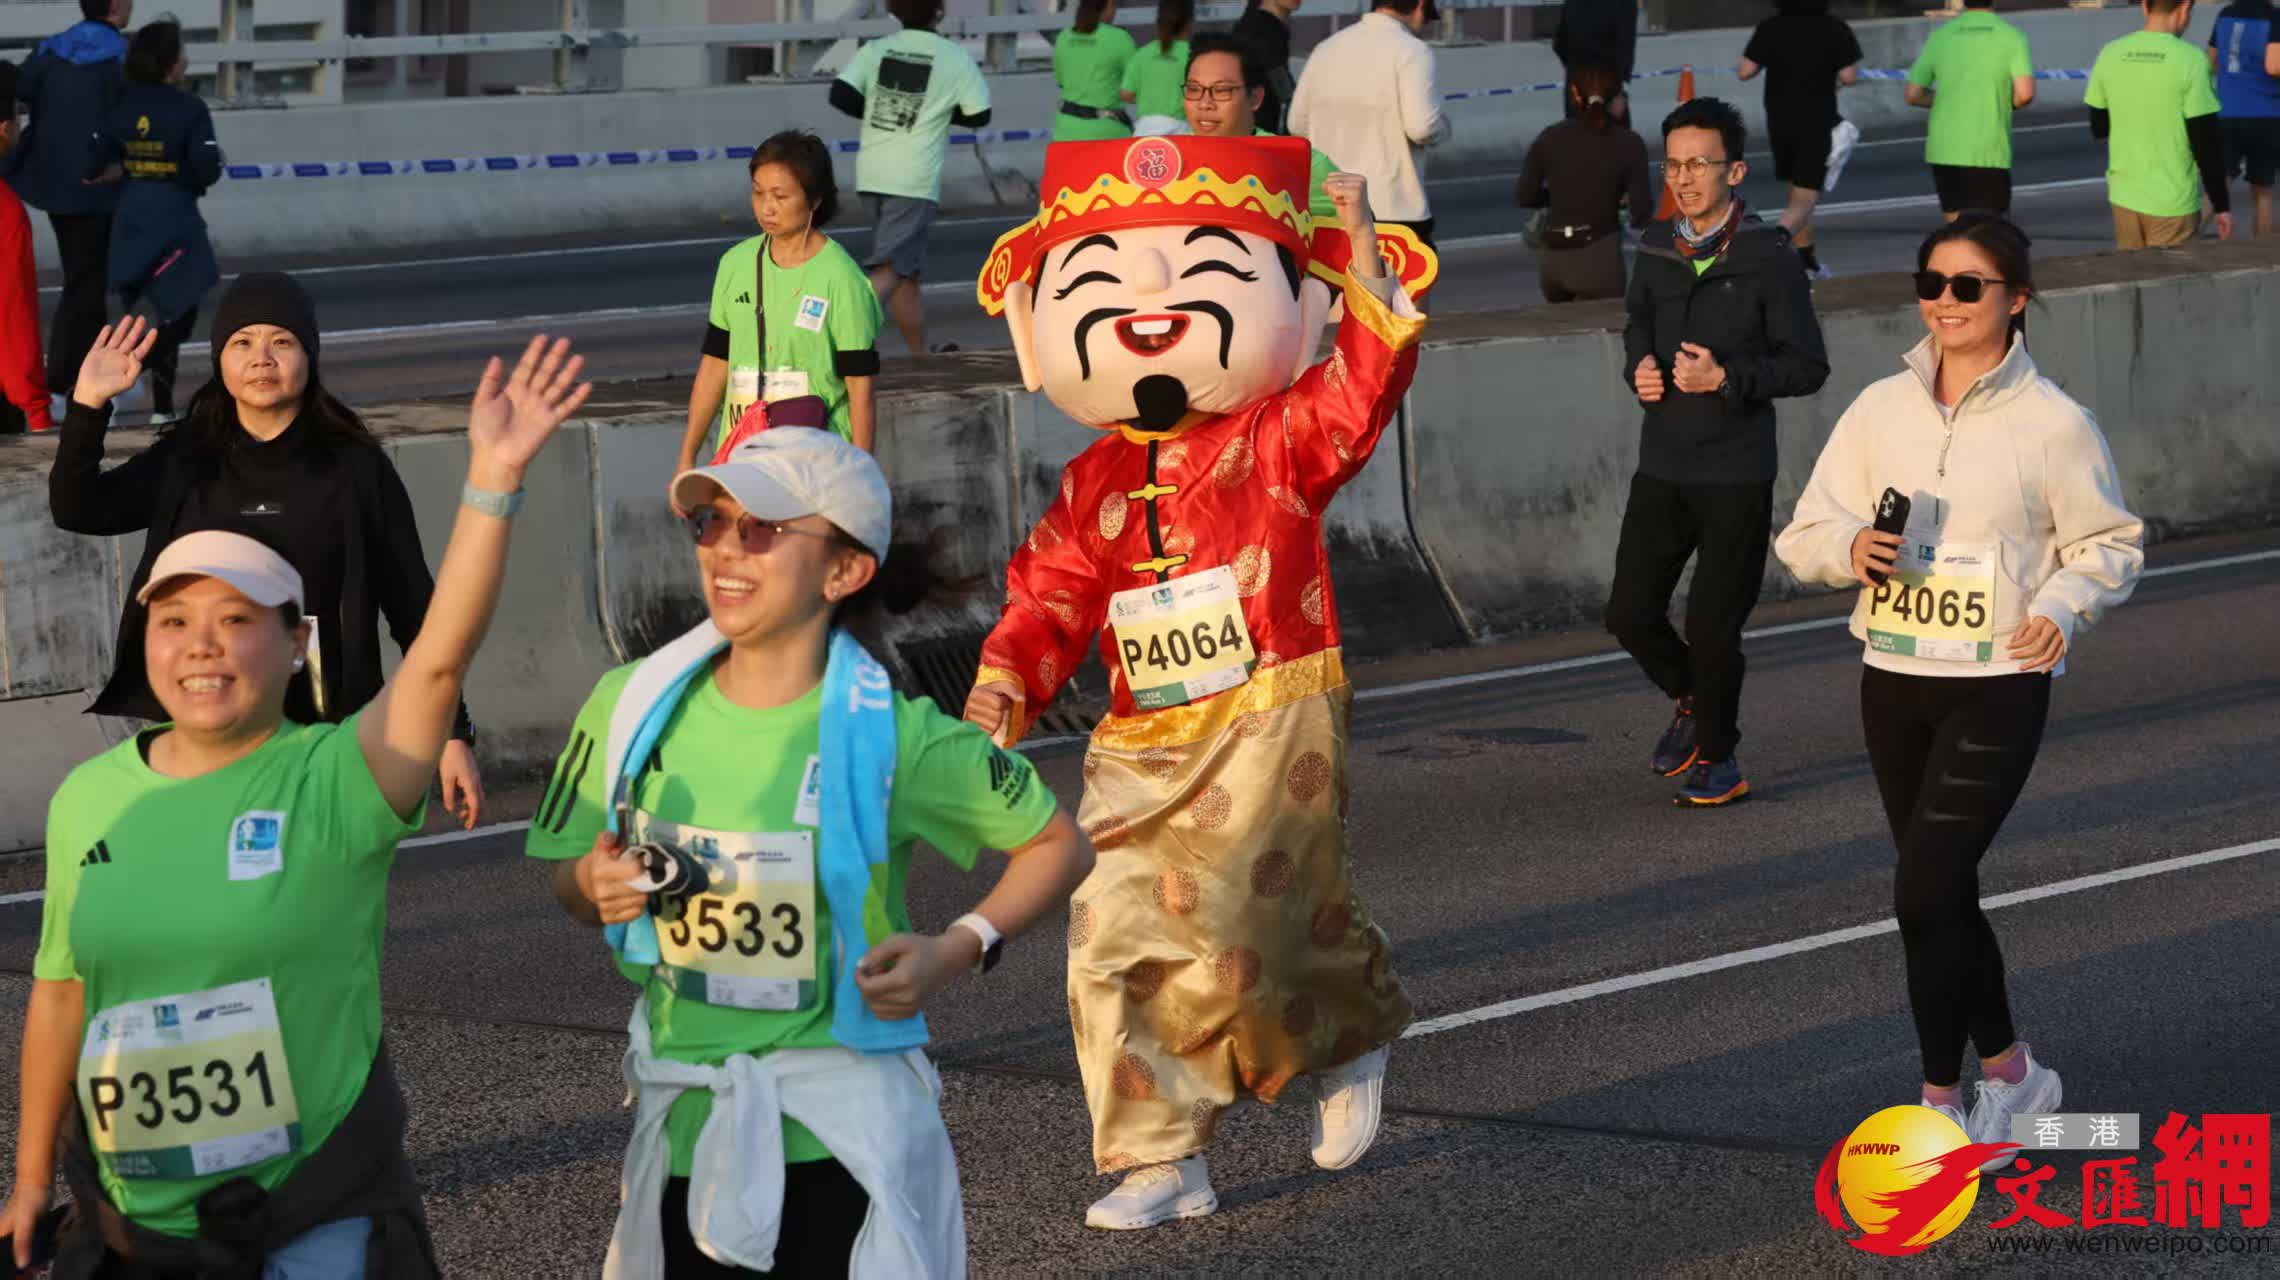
1769, 129, 1830, 191
1931, 164, 2013, 214
2222, 117, 2280, 187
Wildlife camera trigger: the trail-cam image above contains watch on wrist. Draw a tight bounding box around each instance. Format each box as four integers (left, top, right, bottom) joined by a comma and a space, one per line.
950, 912, 1004, 974
461, 482, 525, 519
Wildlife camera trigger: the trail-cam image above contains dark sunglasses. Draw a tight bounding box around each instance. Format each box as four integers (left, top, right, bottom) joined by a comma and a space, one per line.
683, 507, 843, 555
1913, 270, 2008, 304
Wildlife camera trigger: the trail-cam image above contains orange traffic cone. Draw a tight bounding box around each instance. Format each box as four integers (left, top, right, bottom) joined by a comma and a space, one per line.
1653, 65, 1698, 223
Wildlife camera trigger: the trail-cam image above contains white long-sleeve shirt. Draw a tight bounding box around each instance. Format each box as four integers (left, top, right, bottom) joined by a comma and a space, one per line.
603, 998, 966, 1280
1775, 335, 2144, 679
1288, 12, 1450, 222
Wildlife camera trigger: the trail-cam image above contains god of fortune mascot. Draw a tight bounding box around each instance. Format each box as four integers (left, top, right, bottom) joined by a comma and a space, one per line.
964, 135, 1438, 1231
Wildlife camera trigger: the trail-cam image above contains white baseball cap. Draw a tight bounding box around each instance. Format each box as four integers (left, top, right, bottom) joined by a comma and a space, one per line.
670, 428, 893, 563
136, 530, 306, 609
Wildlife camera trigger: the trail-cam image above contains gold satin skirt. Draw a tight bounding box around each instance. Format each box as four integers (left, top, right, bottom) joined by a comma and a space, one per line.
1068, 681, 1413, 1172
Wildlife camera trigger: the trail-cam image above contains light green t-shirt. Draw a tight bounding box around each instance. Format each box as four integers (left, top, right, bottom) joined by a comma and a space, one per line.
1260, 127, 1340, 220
525, 664, 1058, 1174
37, 716, 421, 1237
1909, 11, 2035, 169
2086, 29, 2224, 217
1691, 256, 1718, 276
837, 28, 991, 202
1054, 26, 1138, 140
705, 234, 882, 451
1121, 37, 1191, 121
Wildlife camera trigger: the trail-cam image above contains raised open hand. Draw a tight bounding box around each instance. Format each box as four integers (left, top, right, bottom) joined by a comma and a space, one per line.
73, 317, 157, 409
466, 335, 592, 485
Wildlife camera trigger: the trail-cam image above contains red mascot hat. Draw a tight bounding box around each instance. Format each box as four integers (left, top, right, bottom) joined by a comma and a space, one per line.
976, 135, 1439, 316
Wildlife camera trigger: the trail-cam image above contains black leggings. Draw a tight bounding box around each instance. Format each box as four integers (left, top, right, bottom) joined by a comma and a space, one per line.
1861, 667, 2050, 1087
659, 1162, 870, 1278
119, 289, 199, 417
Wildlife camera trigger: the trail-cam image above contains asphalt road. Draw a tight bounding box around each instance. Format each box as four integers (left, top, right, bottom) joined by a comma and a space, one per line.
3, 529, 2274, 1275
39, 116, 2172, 412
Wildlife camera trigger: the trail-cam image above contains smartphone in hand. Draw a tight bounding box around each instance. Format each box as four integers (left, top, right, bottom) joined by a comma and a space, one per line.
1867, 487, 1911, 587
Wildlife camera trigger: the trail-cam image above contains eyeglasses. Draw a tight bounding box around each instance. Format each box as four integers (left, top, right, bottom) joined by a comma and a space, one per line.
683, 507, 843, 555
1181, 82, 1245, 103
1913, 270, 2008, 304
1660, 158, 1735, 181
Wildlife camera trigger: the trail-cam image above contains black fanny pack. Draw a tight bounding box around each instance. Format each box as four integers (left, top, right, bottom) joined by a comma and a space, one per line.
1059, 99, 1132, 125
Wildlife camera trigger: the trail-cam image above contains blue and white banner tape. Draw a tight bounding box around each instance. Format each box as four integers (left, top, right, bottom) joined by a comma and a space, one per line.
219, 64, 2092, 182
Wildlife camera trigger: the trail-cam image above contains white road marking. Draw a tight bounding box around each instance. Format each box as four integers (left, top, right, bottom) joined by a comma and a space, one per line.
3, 548, 2269, 899
1353, 546, 2278, 704
1405, 836, 2280, 1037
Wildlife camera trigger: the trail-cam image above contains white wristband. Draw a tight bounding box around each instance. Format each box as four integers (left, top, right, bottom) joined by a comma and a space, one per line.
949, 912, 1003, 972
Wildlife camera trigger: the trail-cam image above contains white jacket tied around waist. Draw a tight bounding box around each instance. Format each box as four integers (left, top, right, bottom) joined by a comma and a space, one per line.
604, 997, 966, 1279
1775, 336, 2146, 678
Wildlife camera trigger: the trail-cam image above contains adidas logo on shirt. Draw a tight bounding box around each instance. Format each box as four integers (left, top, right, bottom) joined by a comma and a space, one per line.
81, 840, 113, 867
734, 292, 753, 304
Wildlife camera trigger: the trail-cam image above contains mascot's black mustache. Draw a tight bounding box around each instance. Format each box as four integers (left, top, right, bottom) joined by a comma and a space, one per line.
1131, 376, 1190, 432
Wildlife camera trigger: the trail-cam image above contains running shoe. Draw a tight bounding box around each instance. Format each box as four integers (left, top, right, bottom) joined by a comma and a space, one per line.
1675, 756, 1749, 807
1084, 1156, 1217, 1230
1312, 1044, 1389, 1170
1968, 1046, 2062, 1173
1651, 697, 1699, 776
1922, 1100, 1969, 1134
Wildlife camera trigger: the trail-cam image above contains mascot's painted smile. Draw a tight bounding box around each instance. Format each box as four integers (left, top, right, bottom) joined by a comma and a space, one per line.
1115, 314, 1189, 356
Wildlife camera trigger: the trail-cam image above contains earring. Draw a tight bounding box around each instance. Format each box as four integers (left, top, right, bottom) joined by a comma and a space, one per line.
292, 657, 306, 672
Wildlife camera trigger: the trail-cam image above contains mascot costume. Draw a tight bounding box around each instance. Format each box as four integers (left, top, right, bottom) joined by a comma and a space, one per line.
966, 135, 1438, 1230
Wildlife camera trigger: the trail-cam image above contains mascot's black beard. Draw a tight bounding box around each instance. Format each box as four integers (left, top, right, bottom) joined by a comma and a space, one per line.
1131, 375, 1190, 432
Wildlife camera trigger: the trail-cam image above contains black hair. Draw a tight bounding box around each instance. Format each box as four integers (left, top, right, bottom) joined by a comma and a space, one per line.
1569, 65, 1621, 131
748, 129, 840, 229
126, 21, 183, 86
0, 59, 17, 117
1662, 96, 1747, 165
1186, 32, 1264, 91
1963, 0, 1996, 8
1375, 0, 1425, 14
180, 372, 376, 475
1073, 0, 1114, 35
829, 527, 981, 655
1155, 0, 1195, 52
1917, 212, 2035, 341
887, 0, 943, 30
81, 1, 113, 22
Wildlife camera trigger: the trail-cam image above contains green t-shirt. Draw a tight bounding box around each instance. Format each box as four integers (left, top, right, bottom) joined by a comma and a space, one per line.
705, 235, 882, 451
1691, 256, 1718, 276
2085, 29, 2224, 217
1121, 38, 1191, 121
1909, 11, 2035, 169
36, 717, 420, 1237
1259, 127, 1339, 220
1053, 27, 1138, 141
525, 663, 1058, 1174
836, 28, 991, 202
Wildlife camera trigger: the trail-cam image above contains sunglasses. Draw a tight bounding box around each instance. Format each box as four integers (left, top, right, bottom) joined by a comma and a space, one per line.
1914, 270, 2008, 304
683, 507, 843, 556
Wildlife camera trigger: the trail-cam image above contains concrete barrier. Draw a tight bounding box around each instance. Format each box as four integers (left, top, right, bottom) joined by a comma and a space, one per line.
1403, 243, 2280, 639
19, 6, 2169, 270
4, 241, 2274, 851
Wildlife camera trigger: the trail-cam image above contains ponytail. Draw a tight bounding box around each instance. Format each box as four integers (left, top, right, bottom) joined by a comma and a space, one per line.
1156, 0, 1194, 52
832, 527, 980, 654
1073, 0, 1112, 35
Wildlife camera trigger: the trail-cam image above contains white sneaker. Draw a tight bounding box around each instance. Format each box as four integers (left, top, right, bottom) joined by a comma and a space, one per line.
1083, 1156, 1216, 1230
1968, 1045, 2062, 1173
1921, 1100, 1968, 1133
1311, 1044, 1388, 1170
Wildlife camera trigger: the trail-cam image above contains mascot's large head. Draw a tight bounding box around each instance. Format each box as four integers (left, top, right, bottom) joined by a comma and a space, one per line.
976, 135, 1436, 433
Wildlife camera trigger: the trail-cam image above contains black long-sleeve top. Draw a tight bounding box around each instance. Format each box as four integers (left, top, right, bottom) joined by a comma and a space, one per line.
1516, 117, 1656, 244
48, 400, 475, 740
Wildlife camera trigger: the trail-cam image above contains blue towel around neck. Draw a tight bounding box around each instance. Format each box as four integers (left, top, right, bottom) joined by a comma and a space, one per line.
599, 624, 924, 1053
